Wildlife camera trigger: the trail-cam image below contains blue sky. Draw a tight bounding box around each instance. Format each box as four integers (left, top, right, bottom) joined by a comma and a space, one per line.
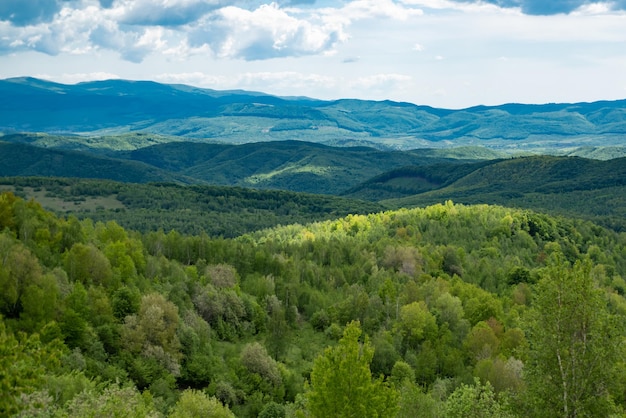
1, 0, 625, 108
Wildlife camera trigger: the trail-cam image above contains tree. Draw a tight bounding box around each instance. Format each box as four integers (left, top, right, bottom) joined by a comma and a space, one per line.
61, 383, 160, 418
169, 389, 234, 418
0, 321, 64, 416
122, 293, 182, 380
0, 236, 43, 318
306, 321, 398, 418
63, 243, 114, 288
445, 378, 512, 418
395, 301, 438, 350
525, 256, 620, 417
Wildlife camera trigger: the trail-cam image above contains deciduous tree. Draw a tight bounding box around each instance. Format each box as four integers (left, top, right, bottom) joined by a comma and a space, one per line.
525, 256, 620, 417
306, 320, 398, 418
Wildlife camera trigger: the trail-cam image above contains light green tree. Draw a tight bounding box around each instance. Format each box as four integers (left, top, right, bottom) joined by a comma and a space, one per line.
395, 301, 438, 350
169, 389, 234, 418
61, 383, 160, 418
306, 320, 398, 418
0, 321, 64, 416
525, 256, 620, 417
445, 377, 513, 418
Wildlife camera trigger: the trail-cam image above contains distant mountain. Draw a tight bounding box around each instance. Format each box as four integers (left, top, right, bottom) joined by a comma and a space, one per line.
2, 77, 626, 151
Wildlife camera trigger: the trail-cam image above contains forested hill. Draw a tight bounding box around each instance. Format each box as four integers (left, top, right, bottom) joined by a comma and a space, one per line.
0, 177, 384, 237
345, 155, 626, 231
2, 77, 626, 151
116, 140, 466, 194
0, 138, 484, 195
0, 141, 195, 184
2, 192, 626, 417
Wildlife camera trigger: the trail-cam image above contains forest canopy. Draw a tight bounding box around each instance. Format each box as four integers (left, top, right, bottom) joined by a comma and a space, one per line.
1, 191, 626, 417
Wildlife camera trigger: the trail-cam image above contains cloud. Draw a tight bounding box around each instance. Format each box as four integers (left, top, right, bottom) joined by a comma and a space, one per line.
0, 0, 428, 62
0, 0, 68, 26
117, 0, 223, 26
188, 3, 346, 60
0, 5, 98, 55
155, 70, 336, 93
514, 0, 590, 15
349, 73, 412, 90
282, 0, 318, 4
340, 0, 423, 21
3, 0, 620, 68
185, 1, 427, 61
35, 71, 120, 83
404, 0, 626, 14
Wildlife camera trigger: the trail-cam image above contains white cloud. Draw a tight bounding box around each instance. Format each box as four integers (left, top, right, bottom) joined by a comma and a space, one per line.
349, 73, 412, 89
34, 71, 121, 84
155, 70, 336, 91
399, 0, 516, 13
115, 0, 223, 26
0, 0, 429, 62
339, 0, 423, 20
187, 3, 347, 60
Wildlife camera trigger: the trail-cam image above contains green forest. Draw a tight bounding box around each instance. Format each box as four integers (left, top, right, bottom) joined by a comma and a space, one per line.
2, 189, 626, 417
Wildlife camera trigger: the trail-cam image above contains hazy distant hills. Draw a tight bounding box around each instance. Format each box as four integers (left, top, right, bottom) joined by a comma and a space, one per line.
2, 77, 626, 152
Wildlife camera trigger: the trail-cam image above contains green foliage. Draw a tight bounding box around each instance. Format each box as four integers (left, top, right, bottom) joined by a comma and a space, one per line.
0, 322, 65, 416
2, 191, 626, 417
524, 256, 621, 417
60, 383, 160, 417
396, 381, 441, 418
0, 142, 190, 184
240, 342, 282, 387
386, 156, 626, 232
169, 389, 234, 418
306, 321, 399, 418
0, 177, 383, 237
444, 378, 513, 418
395, 301, 438, 350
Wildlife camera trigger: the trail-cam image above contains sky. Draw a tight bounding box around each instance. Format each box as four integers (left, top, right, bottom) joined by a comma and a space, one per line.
1, 0, 626, 109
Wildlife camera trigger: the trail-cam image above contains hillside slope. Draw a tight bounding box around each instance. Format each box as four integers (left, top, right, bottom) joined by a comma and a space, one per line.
0, 138, 480, 194
0, 141, 194, 183
0, 177, 383, 237
376, 156, 626, 230
119, 141, 469, 194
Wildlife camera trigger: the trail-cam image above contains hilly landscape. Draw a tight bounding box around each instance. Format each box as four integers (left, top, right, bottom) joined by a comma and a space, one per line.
1, 134, 625, 231
2, 76, 626, 417
3, 77, 626, 153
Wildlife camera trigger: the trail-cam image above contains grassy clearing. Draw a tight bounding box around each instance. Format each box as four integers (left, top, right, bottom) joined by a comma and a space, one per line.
0, 185, 126, 212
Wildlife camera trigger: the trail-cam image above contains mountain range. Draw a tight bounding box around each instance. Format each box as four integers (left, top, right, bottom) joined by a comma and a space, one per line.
2, 77, 626, 152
